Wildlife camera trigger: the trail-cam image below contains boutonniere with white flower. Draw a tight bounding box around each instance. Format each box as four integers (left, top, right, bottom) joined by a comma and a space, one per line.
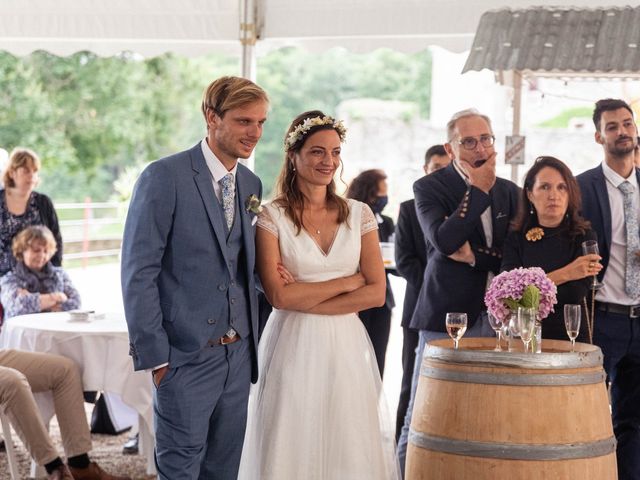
245, 194, 263, 215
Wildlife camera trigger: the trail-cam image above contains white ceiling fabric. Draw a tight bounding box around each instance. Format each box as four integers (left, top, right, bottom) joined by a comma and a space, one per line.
0, 0, 630, 57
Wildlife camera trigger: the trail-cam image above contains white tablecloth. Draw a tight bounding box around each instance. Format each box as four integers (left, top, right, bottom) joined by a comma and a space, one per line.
0, 311, 155, 474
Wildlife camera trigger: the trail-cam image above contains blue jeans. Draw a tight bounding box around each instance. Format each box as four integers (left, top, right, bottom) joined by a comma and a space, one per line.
593, 309, 640, 480
396, 312, 493, 478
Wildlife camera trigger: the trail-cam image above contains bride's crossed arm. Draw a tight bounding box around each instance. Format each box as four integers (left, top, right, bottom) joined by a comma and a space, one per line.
256, 227, 386, 314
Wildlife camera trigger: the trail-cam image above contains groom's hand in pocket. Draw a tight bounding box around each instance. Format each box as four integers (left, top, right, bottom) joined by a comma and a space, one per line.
152, 366, 169, 387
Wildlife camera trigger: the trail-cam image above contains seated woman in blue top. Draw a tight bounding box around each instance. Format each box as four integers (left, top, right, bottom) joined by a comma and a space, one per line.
0, 225, 80, 319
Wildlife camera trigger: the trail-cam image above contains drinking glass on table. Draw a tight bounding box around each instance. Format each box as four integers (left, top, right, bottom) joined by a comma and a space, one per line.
581, 240, 603, 290
564, 304, 581, 352
487, 312, 504, 351
517, 307, 536, 353
446, 313, 468, 350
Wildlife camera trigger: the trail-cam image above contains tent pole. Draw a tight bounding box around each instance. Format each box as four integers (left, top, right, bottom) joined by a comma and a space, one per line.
240, 0, 259, 170
511, 70, 522, 184
240, 0, 258, 81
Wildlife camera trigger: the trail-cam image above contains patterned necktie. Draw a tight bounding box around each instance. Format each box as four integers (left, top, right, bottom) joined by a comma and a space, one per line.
219, 173, 235, 229
618, 181, 640, 297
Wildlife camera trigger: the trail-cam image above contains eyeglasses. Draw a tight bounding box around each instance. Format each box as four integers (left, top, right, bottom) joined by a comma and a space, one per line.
456, 135, 495, 151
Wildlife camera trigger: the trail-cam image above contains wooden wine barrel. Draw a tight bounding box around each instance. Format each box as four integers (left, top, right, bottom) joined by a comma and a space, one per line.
406, 338, 617, 480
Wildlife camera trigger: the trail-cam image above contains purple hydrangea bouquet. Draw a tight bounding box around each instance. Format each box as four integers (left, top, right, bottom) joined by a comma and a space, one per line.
484, 267, 557, 323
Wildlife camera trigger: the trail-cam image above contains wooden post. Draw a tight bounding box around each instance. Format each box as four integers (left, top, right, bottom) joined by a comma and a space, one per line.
511, 71, 522, 184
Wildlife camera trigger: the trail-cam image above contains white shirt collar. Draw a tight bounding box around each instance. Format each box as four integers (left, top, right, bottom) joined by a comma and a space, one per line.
601, 160, 638, 190
200, 138, 238, 182
452, 160, 470, 185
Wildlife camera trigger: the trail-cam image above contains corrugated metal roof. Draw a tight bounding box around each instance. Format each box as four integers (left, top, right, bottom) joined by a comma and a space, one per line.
462, 6, 640, 74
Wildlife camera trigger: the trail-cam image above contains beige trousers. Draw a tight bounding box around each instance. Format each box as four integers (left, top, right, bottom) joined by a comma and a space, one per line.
0, 349, 92, 465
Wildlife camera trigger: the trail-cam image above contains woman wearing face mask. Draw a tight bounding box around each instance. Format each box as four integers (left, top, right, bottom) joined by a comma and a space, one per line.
346, 169, 396, 378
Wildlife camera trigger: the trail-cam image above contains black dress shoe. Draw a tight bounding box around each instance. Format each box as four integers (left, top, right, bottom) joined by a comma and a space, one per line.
122, 433, 139, 455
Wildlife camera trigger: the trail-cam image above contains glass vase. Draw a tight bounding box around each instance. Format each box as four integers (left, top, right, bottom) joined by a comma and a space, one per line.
531, 321, 542, 353
507, 313, 520, 352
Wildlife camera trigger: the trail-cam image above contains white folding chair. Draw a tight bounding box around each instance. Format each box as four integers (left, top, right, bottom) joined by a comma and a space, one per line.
0, 411, 20, 480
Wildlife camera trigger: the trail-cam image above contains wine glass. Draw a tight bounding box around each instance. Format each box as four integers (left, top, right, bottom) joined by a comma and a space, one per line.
487, 312, 503, 351
508, 313, 520, 352
518, 307, 536, 353
564, 304, 581, 352
581, 240, 603, 290
446, 313, 468, 350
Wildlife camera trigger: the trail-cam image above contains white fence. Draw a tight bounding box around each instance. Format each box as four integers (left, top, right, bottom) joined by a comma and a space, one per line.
56, 199, 126, 267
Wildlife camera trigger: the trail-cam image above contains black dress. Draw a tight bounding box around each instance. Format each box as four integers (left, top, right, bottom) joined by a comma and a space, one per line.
501, 226, 595, 343
358, 213, 395, 378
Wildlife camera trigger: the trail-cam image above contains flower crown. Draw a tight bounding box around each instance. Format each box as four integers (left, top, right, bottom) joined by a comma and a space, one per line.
284, 116, 347, 150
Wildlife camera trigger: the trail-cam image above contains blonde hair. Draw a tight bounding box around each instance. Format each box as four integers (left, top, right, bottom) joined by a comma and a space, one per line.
3, 148, 41, 188
12, 225, 57, 262
201, 76, 269, 121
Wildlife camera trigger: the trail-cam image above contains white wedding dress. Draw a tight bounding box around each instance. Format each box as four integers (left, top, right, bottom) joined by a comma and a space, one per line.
238, 199, 399, 480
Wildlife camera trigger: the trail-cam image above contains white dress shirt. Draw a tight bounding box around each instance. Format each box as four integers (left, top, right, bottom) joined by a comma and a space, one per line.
596, 161, 640, 305
200, 138, 238, 202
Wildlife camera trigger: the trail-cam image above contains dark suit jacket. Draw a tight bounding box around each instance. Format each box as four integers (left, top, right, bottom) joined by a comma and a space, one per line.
395, 199, 426, 329
410, 163, 520, 331
377, 213, 396, 310
577, 164, 640, 280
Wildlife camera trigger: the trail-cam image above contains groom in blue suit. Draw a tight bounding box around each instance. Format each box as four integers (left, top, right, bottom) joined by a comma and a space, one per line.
121, 76, 269, 479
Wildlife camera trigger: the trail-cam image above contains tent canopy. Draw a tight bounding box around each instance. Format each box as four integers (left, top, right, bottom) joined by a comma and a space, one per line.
0, 0, 626, 58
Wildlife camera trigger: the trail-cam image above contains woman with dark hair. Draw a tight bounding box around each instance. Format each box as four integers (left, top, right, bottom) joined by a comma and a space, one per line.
346, 169, 395, 377
238, 111, 399, 479
501, 156, 602, 342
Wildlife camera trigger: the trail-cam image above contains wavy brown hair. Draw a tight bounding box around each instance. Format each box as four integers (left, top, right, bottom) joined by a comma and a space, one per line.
273, 110, 349, 234
511, 156, 590, 237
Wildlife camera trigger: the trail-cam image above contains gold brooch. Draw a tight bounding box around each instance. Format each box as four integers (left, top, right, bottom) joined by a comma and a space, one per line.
525, 227, 544, 242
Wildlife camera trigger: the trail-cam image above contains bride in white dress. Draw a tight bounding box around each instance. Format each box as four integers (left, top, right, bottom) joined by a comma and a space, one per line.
238, 111, 400, 479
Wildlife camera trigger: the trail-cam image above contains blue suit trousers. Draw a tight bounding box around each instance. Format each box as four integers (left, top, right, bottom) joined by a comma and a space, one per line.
153, 339, 252, 480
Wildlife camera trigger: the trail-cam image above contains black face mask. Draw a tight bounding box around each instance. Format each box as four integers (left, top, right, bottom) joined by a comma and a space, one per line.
372, 195, 388, 214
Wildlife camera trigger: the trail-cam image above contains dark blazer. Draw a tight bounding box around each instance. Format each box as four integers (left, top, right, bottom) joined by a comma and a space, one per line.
410, 163, 519, 331
395, 199, 426, 329
377, 213, 396, 310
577, 164, 640, 280
121, 143, 262, 381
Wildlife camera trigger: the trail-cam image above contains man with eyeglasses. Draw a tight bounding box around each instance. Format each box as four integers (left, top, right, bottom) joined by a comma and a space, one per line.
397, 109, 520, 476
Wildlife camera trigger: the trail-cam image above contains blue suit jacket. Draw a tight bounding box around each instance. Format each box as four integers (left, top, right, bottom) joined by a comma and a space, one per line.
410, 164, 519, 331
121, 143, 262, 381
577, 164, 640, 280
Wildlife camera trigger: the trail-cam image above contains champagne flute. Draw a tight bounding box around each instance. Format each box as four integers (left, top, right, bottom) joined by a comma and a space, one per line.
487, 312, 504, 351
581, 240, 603, 290
446, 313, 468, 350
564, 304, 581, 352
518, 307, 536, 353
